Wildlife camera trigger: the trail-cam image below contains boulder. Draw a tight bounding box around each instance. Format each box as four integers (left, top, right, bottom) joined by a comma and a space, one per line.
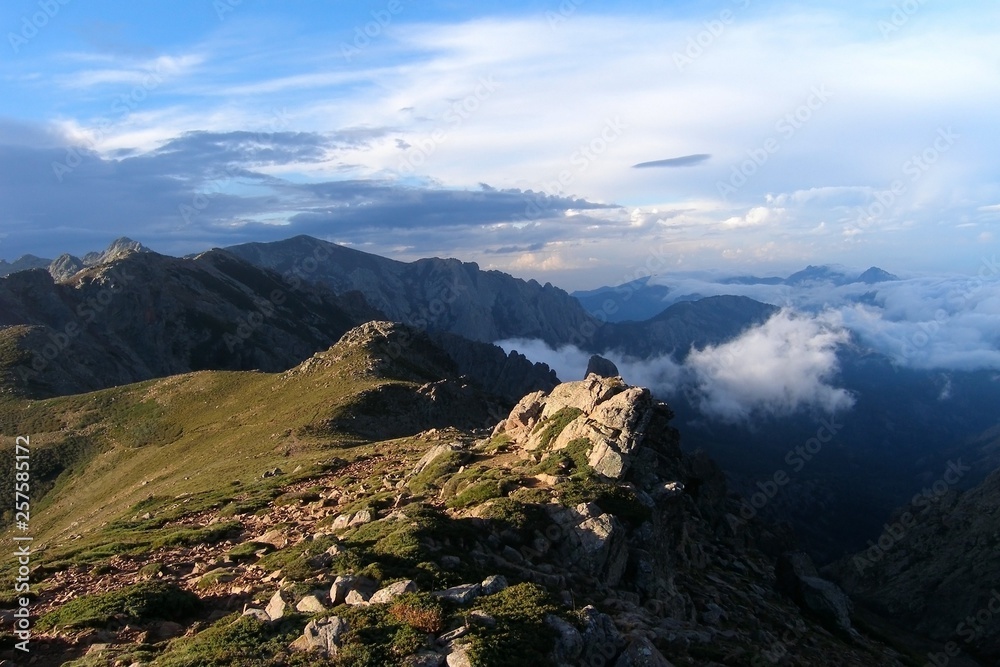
480, 574, 509, 596
585, 355, 620, 379
580, 606, 623, 663
296, 594, 328, 614
266, 589, 292, 621
445, 643, 474, 667
370, 579, 418, 604
292, 616, 349, 656
331, 575, 378, 606
614, 637, 676, 667
432, 583, 482, 605
776, 551, 853, 632
546, 614, 583, 664
571, 514, 629, 586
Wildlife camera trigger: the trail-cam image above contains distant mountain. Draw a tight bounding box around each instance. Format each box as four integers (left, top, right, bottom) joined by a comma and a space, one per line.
856, 266, 899, 284
571, 276, 673, 322
0, 237, 153, 281
589, 295, 778, 359
0, 253, 50, 277
0, 248, 558, 410
0, 249, 374, 397
226, 235, 776, 353
226, 235, 598, 348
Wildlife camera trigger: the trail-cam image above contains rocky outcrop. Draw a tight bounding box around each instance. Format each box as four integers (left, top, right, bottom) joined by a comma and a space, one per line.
0, 249, 380, 397
776, 551, 853, 633
498, 375, 674, 481
586, 354, 619, 379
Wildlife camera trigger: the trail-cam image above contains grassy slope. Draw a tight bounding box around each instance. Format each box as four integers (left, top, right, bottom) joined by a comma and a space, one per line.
0, 342, 401, 567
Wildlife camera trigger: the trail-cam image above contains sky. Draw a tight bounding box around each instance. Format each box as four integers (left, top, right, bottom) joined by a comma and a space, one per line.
1, 0, 998, 290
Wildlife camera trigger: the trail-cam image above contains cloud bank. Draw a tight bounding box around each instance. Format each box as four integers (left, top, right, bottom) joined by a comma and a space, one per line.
498, 308, 855, 423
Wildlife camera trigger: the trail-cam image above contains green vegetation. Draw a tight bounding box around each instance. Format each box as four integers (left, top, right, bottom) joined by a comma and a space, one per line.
467, 583, 559, 667
152, 614, 309, 667
36, 582, 201, 631
407, 450, 466, 494
257, 535, 340, 581
446, 479, 505, 509
531, 407, 582, 451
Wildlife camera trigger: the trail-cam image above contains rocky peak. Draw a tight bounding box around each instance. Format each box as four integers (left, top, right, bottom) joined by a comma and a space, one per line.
497, 374, 675, 481
82, 236, 150, 266
585, 354, 619, 379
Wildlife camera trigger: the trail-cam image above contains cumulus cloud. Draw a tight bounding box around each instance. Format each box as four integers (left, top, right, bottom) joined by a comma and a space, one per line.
498, 308, 854, 423
685, 309, 854, 421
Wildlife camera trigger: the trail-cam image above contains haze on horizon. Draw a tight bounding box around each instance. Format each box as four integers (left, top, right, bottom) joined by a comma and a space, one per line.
1, 0, 998, 290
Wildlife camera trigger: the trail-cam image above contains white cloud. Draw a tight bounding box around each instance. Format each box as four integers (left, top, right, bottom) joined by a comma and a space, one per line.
498, 308, 855, 423
685, 309, 854, 421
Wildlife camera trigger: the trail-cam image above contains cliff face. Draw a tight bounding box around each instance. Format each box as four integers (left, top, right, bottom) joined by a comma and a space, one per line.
225, 235, 778, 355
226, 235, 601, 347
480, 374, 908, 666
0, 248, 378, 397
830, 464, 1000, 663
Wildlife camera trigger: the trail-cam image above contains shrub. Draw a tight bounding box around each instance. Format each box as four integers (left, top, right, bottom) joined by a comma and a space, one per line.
36, 581, 201, 631
388, 593, 445, 633
532, 407, 582, 451
467, 583, 559, 667
446, 480, 504, 509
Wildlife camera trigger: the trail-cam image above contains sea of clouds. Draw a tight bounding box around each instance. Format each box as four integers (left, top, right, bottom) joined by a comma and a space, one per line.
499, 259, 999, 422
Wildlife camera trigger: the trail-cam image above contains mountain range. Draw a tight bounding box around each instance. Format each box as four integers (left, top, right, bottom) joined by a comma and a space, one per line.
1, 235, 998, 664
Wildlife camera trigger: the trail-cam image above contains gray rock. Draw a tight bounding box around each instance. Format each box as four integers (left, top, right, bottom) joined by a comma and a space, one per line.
776, 551, 853, 632
349, 509, 373, 526
403, 652, 446, 667
580, 606, 623, 664
242, 607, 271, 623
370, 579, 418, 604
445, 643, 474, 667
432, 583, 482, 605
296, 594, 328, 614
294, 616, 349, 656
546, 614, 583, 663
480, 574, 509, 596
614, 637, 676, 667
586, 355, 620, 379
266, 589, 291, 621
331, 575, 379, 606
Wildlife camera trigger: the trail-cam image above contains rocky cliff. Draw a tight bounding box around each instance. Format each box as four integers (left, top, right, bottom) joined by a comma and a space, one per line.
225, 235, 778, 355
830, 464, 1000, 664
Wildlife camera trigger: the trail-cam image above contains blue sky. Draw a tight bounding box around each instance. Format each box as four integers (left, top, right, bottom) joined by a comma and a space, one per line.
1, 0, 998, 288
